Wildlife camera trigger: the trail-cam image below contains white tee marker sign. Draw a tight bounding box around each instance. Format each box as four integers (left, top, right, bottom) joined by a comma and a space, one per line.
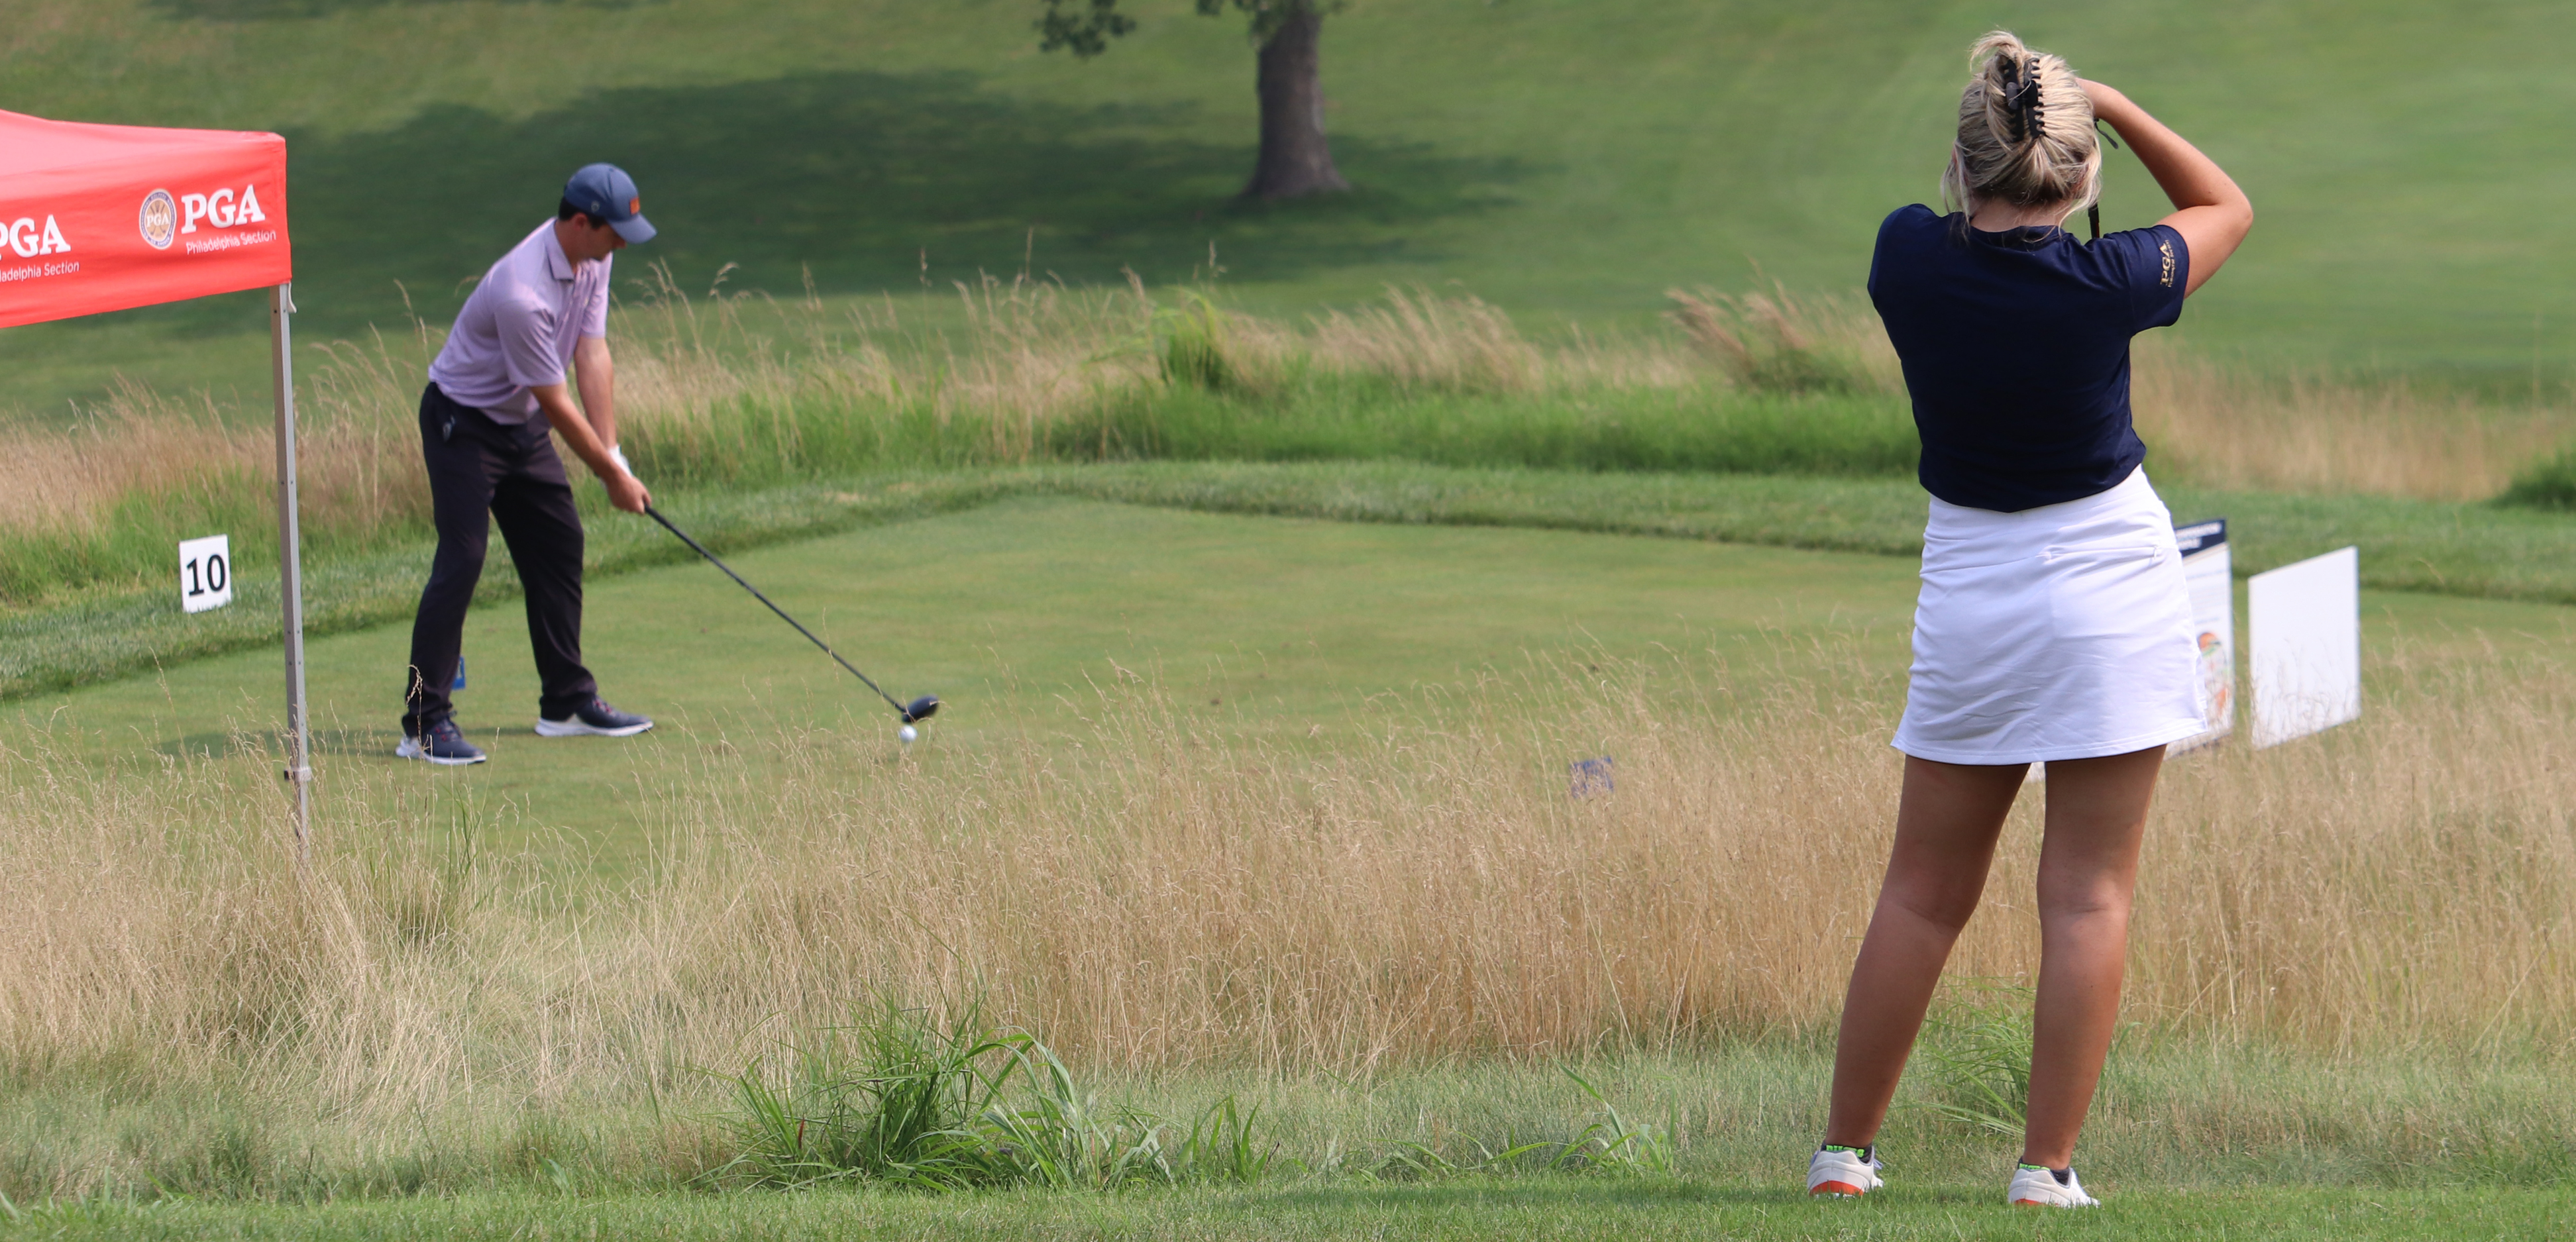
2248, 546, 2360, 749
2170, 518, 2236, 753
180, 534, 234, 613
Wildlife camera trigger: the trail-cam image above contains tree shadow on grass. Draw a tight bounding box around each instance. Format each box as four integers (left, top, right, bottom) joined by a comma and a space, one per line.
0, 65, 1523, 417
146, 0, 642, 19
281, 68, 1526, 335
154, 724, 394, 762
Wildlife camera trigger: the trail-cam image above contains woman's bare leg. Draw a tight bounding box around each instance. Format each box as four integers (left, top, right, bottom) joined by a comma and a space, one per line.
2018, 745, 2163, 1168
1823, 756, 2028, 1148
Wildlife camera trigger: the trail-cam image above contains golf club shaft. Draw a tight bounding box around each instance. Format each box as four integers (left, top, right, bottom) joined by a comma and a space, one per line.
645, 505, 908, 713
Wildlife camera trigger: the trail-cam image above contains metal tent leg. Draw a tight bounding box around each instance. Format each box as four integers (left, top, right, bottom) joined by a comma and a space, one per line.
271, 282, 312, 860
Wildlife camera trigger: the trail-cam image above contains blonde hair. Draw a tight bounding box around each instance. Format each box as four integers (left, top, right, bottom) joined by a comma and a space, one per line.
1940, 31, 2100, 226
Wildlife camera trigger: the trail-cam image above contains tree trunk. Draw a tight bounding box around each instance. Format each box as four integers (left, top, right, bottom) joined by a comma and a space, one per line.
1242, 7, 1348, 199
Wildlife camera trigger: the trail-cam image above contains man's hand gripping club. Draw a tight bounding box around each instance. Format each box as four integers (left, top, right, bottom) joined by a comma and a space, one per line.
529, 335, 647, 513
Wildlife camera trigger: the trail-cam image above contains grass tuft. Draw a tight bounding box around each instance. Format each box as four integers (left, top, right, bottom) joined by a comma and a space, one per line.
2499, 440, 2576, 510
713, 1002, 1002, 1190
712, 1005, 1282, 1192
1665, 286, 1894, 397
1157, 291, 1241, 395
1914, 979, 2037, 1138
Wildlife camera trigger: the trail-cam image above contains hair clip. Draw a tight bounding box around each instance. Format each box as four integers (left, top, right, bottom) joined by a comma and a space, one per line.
2000, 58, 2043, 141
2019, 58, 2044, 136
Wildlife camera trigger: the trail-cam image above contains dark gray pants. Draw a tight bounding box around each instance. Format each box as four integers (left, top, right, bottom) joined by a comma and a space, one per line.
402, 384, 596, 735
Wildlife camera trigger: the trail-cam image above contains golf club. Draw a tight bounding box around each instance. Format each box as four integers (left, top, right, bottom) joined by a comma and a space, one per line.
645, 506, 939, 726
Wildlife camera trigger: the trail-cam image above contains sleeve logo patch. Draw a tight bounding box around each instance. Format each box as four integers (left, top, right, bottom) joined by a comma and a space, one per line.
2158, 238, 2176, 288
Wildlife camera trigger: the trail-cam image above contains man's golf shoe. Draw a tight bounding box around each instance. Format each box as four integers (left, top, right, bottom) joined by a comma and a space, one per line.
397, 719, 489, 766
535, 697, 655, 738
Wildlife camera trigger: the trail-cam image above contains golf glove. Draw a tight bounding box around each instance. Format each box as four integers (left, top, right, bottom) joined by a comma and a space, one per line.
606, 444, 634, 480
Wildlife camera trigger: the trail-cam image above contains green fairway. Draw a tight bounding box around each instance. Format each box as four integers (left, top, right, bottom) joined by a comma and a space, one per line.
8, 498, 1928, 858
9, 1182, 2569, 1241
7, 0, 2576, 418
16, 460, 2576, 703
10, 494, 2571, 860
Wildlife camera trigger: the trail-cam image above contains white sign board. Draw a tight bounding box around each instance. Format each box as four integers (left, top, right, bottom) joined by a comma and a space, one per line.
2171, 519, 2235, 752
2248, 546, 2360, 749
179, 534, 233, 613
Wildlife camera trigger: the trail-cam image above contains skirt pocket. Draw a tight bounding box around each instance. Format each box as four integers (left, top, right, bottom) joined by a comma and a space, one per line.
2043, 541, 2186, 643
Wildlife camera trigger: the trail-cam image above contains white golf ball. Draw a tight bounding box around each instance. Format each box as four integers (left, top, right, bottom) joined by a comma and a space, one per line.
897, 725, 918, 744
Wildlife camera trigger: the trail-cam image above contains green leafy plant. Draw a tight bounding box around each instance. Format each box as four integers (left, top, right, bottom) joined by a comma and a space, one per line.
959, 1035, 1164, 1190
709, 1004, 1275, 1192
1175, 1094, 1273, 1184
1914, 978, 2036, 1137
1157, 290, 1238, 393
1358, 1068, 1671, 1180
1555, 1068, 1675, 1174
2500, 441, 2576, 509
713, 1010, 1678, 1192
710, 1000, 1011, 1189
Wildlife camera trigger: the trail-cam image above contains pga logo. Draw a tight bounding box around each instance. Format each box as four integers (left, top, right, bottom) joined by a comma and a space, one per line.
4, 214, 70, 259
136, 183, 268, 250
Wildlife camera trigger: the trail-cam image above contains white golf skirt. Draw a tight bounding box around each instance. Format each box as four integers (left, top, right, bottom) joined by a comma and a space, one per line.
1892, 467, 2204, 765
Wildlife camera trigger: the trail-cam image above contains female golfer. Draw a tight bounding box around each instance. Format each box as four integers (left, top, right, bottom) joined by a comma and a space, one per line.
1804, 32, 2252, 1208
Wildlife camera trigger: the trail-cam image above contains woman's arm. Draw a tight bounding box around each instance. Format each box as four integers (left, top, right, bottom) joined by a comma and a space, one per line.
2082, 81, 2253, 295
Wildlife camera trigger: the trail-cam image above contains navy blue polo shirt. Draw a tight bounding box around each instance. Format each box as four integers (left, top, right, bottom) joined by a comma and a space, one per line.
1868, 205, 2190, 512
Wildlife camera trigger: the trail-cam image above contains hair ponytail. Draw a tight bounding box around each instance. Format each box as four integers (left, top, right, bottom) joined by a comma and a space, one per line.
1941, 31, 2101, 227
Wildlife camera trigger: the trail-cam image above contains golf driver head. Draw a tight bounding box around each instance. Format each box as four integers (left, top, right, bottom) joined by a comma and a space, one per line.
900, 694, 941, 724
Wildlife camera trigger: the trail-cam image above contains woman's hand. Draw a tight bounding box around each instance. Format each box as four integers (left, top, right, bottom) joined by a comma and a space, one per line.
2074, 79, 2251, 295
2076, 78, 2133, 119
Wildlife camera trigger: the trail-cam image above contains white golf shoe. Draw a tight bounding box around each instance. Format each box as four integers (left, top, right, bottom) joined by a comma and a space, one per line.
1806, 1146, 1885, 1198
2008, 1164, 2100, 1208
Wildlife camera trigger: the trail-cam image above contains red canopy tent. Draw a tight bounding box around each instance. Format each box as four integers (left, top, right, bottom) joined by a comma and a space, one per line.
1, 109, 313, 848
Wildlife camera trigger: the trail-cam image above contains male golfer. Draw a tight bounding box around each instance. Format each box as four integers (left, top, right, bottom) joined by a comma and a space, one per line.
398, 164, 657, 765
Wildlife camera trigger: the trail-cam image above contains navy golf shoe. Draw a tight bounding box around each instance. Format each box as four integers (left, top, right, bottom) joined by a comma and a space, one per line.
397, 719, 489, 766
535, 698, 655, 738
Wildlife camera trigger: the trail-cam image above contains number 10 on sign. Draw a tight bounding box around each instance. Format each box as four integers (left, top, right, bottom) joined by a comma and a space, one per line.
180, 534, 233, 613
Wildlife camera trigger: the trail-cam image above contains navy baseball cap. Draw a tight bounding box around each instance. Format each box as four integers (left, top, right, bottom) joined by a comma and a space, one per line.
563, 163, 655, 243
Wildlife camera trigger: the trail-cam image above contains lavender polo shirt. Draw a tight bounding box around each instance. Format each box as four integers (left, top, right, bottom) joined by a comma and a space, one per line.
427, 221, 613, 425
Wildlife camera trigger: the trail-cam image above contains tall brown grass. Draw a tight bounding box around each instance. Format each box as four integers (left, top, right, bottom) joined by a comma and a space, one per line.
1658, 285, 2576, 501
603, 268, 1173, 466
4, 637, 2566, 1137
7, 278, 2565, 570
1664, 286, 1904, 396
0, 388, 254, 539
2129, 345, 2576, 501
0, 338, 429, 604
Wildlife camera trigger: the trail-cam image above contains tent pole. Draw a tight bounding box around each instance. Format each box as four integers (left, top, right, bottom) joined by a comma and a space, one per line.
271, 282, 312, 862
